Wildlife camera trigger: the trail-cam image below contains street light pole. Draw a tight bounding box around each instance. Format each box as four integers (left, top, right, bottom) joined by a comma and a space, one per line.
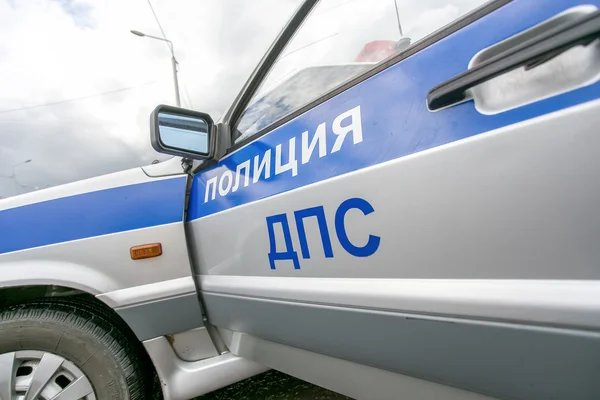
131, 30, 181, 107
171, 53, 181, 108
0, 159, 44, 194
9, 159, 32, 179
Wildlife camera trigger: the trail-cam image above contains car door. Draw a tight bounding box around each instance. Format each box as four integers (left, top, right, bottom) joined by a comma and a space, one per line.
186, 0, 600, 398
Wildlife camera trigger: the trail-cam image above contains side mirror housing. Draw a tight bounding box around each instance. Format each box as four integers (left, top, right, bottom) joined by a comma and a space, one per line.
150, 104, 215, 160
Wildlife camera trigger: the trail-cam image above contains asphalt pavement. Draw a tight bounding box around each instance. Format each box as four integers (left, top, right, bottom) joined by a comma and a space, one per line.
195, 370, 352, 400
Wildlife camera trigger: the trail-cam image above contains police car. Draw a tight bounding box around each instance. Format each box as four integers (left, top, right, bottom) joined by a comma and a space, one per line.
1, 0, 599, 399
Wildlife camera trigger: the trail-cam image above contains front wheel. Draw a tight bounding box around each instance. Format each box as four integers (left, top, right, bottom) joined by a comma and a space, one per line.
0, 298, 155, 400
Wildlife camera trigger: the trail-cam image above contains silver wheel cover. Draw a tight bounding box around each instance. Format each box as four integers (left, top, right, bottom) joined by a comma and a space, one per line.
0, 350, 96, 400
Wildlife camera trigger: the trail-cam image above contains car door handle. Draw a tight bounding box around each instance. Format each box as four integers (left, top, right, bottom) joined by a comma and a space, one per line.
427, 9, 600, 112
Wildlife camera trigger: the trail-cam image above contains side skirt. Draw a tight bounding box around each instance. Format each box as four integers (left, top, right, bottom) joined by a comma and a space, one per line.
143, 336, 268, 400
221, 329, 498, 400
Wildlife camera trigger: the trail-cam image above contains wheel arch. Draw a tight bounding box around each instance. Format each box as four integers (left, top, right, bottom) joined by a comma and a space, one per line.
0, 259, 118, 297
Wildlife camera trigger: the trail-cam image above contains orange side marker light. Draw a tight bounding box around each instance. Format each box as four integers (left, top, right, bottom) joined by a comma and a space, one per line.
130, 243, 162, 260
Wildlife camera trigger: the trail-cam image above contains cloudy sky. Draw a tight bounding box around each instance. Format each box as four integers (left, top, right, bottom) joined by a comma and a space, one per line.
0, 0, 301, 198
0, 0, 485, 199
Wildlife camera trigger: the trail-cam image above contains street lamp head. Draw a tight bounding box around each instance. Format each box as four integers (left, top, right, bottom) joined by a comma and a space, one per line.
130, 30, 146, 37
12, 159, 32, 168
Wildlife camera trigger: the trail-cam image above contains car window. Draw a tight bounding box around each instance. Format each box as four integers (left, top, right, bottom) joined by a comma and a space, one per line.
234, 0, 491, 143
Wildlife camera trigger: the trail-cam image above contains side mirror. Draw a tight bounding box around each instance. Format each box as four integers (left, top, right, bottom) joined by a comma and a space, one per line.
150, 104, 215, 160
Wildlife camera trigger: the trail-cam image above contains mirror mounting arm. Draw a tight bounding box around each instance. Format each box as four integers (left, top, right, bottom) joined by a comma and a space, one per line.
181, 158, 193, 174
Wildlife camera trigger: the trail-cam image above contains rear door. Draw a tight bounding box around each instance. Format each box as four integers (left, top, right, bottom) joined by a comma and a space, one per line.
187, 0, 600, 398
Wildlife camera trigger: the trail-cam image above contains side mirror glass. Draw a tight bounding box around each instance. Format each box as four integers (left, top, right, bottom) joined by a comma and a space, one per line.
150, 105, 215, 160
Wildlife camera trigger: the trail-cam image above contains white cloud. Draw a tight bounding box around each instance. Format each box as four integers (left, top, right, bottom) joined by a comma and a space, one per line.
0, 0, 300, 198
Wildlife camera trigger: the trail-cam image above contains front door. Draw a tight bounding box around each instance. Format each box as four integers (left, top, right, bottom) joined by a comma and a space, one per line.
186, 0, 600, 398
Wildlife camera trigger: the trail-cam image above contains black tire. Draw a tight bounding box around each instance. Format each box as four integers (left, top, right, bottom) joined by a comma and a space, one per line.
0, 297, 155, 399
